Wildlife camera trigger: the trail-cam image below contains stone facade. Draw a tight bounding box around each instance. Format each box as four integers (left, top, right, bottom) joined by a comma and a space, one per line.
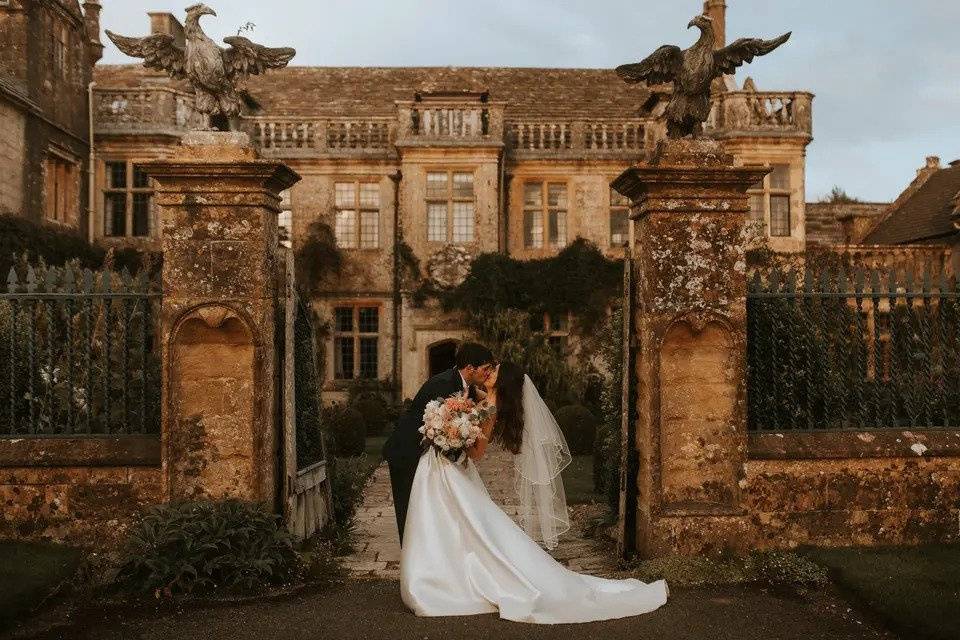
90, 6, 815, 400
149, 131, 299, 505
0, 437, 161, 545
0, 98, 26, 213
0, 0, 103, 230
613, 138, 767, 557
614, 139, 960, 558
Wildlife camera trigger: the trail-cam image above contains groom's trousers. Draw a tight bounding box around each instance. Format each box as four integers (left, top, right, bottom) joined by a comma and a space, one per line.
387, 457, 417, 545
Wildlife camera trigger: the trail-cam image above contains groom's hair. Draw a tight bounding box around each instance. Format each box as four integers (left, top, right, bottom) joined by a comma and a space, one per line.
455, 342, 494, 369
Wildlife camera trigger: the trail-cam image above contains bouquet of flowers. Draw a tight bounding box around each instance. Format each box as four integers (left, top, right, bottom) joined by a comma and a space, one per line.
419, 392, 496, 463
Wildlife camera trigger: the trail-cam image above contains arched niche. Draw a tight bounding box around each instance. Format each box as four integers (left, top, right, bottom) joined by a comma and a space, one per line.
167, 304, 258, 501
658, 314, 740, 512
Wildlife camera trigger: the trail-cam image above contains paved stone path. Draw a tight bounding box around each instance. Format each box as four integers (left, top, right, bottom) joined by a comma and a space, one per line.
344, 445, 617, 579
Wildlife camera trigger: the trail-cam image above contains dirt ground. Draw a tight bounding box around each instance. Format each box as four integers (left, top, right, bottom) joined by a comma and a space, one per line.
6, 579, 895, 640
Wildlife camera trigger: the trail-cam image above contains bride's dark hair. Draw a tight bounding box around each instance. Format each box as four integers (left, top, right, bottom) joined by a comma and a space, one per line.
492, 361, 525, 455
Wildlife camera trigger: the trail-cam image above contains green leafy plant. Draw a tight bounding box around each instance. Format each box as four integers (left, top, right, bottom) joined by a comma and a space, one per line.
117, 500, 302, 596
322, 404, 366, 457
321, 455, 373, 554
594, 305, 624, 516
442, 238, 622, 334
294, 221, 343, 299
553, 404, 598, 455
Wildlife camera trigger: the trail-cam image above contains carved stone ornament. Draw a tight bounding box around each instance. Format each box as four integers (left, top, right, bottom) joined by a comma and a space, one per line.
616, 14, 790, 138
106, 4, 295, 118
426, 245, 476, 290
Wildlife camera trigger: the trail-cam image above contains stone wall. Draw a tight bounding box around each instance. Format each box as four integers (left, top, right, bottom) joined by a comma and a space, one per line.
0, 99, 26, 214
0, 437, 161, 546
0, 0, 100, 230
806, 202, 888, 247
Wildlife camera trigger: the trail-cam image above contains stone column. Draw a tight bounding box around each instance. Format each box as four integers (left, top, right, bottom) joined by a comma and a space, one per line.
146, 132, 300, 505
612, 138, 768, 557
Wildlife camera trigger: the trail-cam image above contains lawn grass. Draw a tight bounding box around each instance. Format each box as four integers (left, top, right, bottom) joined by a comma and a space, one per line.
0, 540, 83, 630
804, 544, 960, 640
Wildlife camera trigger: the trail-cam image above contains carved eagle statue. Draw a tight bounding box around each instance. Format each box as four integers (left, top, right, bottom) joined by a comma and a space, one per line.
106, 3, 295, 118
616, 15, 790, 139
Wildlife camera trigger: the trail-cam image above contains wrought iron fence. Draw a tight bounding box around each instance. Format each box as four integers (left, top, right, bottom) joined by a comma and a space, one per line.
747, 266, 960, 431
293, 297, 326, 469
1, 264, 161, 437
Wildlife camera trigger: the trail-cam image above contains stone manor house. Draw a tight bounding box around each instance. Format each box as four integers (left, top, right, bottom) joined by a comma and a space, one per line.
2, 0, 819, 399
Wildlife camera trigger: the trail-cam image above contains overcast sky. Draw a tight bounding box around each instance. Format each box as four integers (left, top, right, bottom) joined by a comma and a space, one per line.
99, 0, 960, 203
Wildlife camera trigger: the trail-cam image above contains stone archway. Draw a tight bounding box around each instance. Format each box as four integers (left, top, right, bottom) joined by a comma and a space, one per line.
428, 339, 459, 377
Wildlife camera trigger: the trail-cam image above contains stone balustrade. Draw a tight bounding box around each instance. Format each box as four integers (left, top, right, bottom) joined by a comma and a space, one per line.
242, 116, 397, 158
507, 119, 652, 158
707, 90, 814, 139
395, 100, 506, 146
94, 87, 207, 135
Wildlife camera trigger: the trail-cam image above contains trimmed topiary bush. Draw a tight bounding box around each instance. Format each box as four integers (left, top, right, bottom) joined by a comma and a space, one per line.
323, 404, 366, 457
554, 404, 598, 455
117, 500, 302, 596
352, 393, 389, 437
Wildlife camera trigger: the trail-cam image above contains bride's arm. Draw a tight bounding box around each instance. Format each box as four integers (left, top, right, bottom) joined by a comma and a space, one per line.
467, 396, 497, 461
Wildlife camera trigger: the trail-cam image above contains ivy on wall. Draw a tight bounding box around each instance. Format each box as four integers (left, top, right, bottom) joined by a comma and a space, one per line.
442, 238, 623, 333
294, 221, 343, 299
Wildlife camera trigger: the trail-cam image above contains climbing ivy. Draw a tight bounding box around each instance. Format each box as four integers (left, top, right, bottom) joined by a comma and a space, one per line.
442, 238, 623, 333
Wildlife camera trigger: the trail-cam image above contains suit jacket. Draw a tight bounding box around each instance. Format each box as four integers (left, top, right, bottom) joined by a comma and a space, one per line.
383, 368, 467, 464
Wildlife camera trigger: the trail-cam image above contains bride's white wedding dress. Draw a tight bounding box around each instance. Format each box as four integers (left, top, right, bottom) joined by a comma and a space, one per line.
400, 377, 668, 624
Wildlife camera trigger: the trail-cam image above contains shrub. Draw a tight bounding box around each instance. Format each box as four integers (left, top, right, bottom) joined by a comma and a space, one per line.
0, 213, 102, 278
117, 500, 302, 596
595, 306, 624, 516
346, 378, 397, 437
554, 404, 598, 455
323, 404, 366, 457
352, 393, 389, 437
322, 455, 372, 554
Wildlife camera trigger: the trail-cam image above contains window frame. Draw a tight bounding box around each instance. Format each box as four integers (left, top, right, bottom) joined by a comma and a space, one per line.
609, 184, 631, 248
333, 180, 381, 250
332, 304, 381, 381
531, 311, 571, 352
746, 163, 792, 238
44, 150, 79, 225
102, 160, 154, 238
522, 180, 568, 249
425, 169, 476, 244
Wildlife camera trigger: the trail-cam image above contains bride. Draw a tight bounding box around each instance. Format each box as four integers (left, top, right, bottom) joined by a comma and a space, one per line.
400, 361, 668, 624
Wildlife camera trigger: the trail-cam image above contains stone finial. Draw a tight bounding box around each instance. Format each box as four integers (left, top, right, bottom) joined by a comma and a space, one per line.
148, 12, 186, 48
703, 0, 727, 48
82, 1, 104, 64
924, 156, 942, 170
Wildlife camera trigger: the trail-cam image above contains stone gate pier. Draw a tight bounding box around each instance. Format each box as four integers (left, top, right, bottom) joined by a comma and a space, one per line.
613, 139, 768, 557
147, 132, 300, 505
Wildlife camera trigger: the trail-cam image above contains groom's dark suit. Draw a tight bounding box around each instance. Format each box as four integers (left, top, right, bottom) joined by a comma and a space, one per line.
383, 367, 470, 544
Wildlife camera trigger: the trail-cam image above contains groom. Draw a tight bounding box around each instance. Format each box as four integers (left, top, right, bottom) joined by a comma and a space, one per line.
383, 342, 495, 544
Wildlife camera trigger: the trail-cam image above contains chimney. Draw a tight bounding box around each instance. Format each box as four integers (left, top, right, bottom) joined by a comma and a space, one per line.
148, 12, 186, 48
82, 1, 104, 64
918, 155, 941, 178
703, 0, 727, 49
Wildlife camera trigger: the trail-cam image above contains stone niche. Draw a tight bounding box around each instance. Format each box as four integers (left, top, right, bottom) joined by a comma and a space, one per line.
168, 305, 258, 501
659, 316, 740, 512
